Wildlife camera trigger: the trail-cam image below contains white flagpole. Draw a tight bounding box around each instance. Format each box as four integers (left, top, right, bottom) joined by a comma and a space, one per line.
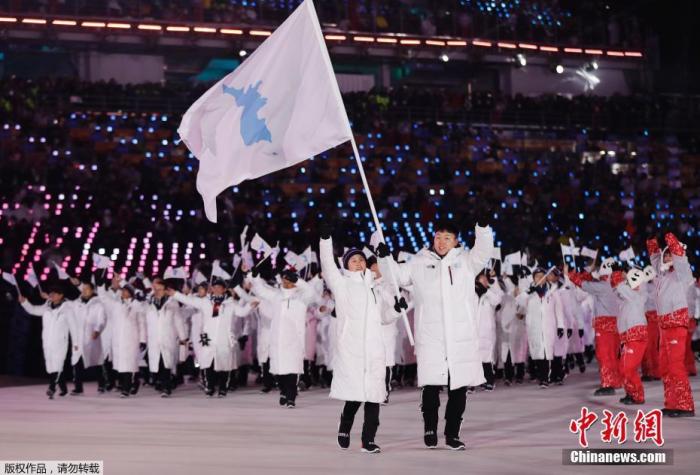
349, 136, 415, 346
253, 251, 273, 269
31, 263, 44, 294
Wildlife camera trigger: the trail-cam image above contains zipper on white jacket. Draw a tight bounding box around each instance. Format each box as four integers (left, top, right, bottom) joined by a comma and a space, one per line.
448, 266, 453, 285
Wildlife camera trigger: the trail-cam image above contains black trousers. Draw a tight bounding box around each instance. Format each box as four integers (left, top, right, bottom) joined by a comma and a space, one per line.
204, 365, 230, 394
119, 372, 137, 394
278, 374, 298, 402
318, 365, 332, 387
48, 371, 67, 393
482, 362, 495, 386
503, 352, 525, 382
261, 359, 275, 390
73, 357, 85, 391
421, 379, 468, 439
534, 359, 551, 384
102, 357, 117, 389
385, 367, 391, 394
341, 401, 380, 444
73, 357, 108, 391
155, 356, 173, 394
551, 356, 565, 382
301, 360, 313, 388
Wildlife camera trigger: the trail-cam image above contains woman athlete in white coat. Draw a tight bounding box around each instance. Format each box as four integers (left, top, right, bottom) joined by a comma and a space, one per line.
319, 224, 403, 454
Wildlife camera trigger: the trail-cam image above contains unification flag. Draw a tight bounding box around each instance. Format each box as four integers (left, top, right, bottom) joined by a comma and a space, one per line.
92, 253, 113, 270
178, 0, 353, 222
211, 260, 232, 280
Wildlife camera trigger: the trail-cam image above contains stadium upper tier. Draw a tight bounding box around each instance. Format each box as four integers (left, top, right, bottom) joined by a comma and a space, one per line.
0, 0, 644, 51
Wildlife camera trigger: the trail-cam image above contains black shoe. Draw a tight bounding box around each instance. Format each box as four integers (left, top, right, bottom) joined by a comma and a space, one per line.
446, 438, 466, 451
58, 388, 68, 397
593, 387, 615, 396
641, 375, 655, 382
579, 365, 586, 374
667, 410, 695, 418
337, 432, 350, 450
466, 387, 475, 394
623, 398, 644, 405
105, 383, 115, 392
424, 430, 438, 448
382, 396, 389, 405
205, 389, 215, 397
286, 401, 296, 408
515, 378, 524, 384
361, 442, 381, 454
218, 391, 227, 398
338, 415, 353, 450
539, 382, 549, 389
504, 380, 512, 387
260, 386, 273, 394
130, 380, 140, 395
160, 391, 171, 398
46, 388, 55, 399
70, 389, 83, 396
279, 396, 287, 406
483, 383, 494, 392
120, 392, 129, 398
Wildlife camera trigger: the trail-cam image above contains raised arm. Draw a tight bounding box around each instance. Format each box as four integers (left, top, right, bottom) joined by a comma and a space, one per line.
319, 237, 344, 295
250, 276, 279, 301
647, 237, 662, 273
20, 299, 47, 317
172, 291, 211, 313
665, 233, 694, 285
465, 224, 495, 275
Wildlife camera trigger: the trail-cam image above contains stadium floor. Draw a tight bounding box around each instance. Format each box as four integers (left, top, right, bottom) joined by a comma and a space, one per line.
0, 363, 698, 475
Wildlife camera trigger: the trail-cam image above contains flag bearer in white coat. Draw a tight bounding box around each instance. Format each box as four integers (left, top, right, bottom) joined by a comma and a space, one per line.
168, 278, 255, 397
69, 281, 107, 394
97, 279, 147, 397
249, 269, 315, 408
377, 220, 494, 451
319, 225, 403, 454
19, 283, 74, 399
144, 278, 188, 397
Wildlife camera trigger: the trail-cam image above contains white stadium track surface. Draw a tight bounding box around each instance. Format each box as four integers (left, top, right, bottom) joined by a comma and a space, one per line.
0, 363, 698, 475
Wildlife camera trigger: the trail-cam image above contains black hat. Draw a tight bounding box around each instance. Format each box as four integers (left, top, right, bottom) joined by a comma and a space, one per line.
342, 249, 366, 270
281, 270, 298, 283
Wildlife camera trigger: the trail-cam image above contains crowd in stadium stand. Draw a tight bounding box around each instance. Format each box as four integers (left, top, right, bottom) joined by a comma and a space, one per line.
1, 0, 645, 47
1, 78, 698, 285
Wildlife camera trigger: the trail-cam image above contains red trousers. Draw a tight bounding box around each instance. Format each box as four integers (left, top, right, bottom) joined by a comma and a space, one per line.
621, 328, 648, 403
642, 311, 660, 378
594, 317, 622, 388
659, 326, 695, 412
685, 319, 697, 376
